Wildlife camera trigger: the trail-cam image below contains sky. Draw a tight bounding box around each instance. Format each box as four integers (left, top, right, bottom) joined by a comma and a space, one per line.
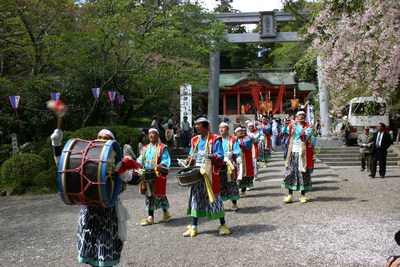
201, 0, 283, 12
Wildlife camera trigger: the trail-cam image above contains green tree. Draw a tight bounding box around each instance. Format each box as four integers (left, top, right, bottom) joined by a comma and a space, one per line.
0, 0, 226, 142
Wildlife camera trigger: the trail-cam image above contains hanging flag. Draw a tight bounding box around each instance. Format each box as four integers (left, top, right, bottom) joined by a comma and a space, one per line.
50, 92, 60, 102
108, 91, 116, 102
91, 87, 101, 99
9, 95, 20, 109
9, 95, 20, 116
117, 94, 124, 104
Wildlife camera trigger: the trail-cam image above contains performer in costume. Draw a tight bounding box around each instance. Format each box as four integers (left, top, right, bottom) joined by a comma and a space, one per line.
281, 111, 315, 203
218, 122, 241, 211
137, 128, 171, 225
246, 122, 261, 181
257, 115, 272, 166
235, 126, 254, 197
183, 117, 230, 237
51, 128, 141, 267
281, 118, 291, 160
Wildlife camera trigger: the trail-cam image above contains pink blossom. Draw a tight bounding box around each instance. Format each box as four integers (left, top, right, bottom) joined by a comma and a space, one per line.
305, 0, 400, 109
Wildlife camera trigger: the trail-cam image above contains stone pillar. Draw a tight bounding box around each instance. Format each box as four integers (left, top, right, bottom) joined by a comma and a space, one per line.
208, 50, 220, 134
317, 55, 331, 137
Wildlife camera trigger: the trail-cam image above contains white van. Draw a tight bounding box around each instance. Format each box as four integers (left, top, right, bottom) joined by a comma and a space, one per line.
347, 96, 389, 143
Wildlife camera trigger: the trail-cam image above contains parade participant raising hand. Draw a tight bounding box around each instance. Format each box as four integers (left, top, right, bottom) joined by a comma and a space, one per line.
51, 127, 141, 267
281, 111, 315, 204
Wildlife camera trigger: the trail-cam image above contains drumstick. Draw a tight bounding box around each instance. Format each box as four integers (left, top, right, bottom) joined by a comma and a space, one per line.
47, 100, 67, 129
146, 183, 152, 196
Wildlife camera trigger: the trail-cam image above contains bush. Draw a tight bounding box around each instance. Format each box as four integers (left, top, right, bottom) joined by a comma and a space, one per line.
0, 153, 47, 194
39, 147, 57, 167
0, 144, 13, 166
19, 140, 48, 154
31, 166, 59, 194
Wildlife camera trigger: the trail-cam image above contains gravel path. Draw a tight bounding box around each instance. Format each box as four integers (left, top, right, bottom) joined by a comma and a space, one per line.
1, 149, 399, 267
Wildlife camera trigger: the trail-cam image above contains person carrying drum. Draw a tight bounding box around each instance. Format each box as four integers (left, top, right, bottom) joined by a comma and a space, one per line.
218, 122, 241, 211
136, 128, 171, 226
51, 127, 140, 267
182, 117, 230, 237
235, 126, 254, 197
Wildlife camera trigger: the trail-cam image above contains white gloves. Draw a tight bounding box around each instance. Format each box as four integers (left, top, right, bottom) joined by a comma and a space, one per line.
224, 152, 233, 159
177, 159, 188, 168
259, 135, 265, 141
198, 150, 214, 160
119, 170, 132, 182
51, 129, 63, 146
198, 150, 207, 157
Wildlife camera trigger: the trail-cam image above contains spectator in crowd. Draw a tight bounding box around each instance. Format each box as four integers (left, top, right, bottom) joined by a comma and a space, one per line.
357, 126, 373, 172
370, 122, 392, 178
165, 124, 175, 150
181, 116, 191, 148
137, 134, 146, 155
123, 138, 137, 159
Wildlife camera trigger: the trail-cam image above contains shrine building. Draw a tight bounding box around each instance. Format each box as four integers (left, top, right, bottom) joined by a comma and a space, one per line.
197, 69, 316, 117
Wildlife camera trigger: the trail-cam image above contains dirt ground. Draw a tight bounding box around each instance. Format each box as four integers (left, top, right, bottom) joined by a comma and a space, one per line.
1, 149, 400, 267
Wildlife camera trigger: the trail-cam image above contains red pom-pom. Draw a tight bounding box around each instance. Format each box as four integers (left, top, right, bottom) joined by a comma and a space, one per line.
47, 100, 67, 118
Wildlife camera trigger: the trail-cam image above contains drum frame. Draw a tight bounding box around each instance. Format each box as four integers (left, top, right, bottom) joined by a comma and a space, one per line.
58, 138, 122, 207
176, 166, 204, 187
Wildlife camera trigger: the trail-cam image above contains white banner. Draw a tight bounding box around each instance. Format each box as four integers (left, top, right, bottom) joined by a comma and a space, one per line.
180, 84, 192, 128
11, 133, 18, 154
307, 104, 314, 126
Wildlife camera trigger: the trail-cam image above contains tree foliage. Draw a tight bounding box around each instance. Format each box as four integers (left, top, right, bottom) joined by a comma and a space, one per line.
0, 0, 226, 143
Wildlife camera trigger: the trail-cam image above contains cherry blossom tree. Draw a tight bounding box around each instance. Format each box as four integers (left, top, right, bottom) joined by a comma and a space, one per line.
306, 0, 400, 110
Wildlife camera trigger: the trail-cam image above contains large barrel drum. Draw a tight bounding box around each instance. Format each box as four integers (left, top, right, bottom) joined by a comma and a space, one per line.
58, 138, 122, 207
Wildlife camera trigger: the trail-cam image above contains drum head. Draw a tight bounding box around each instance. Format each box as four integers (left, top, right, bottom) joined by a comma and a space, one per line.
58, 139, 122, 207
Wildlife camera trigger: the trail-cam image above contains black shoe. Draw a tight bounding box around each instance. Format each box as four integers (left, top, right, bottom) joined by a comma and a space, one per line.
369, 174, 375, 178
380, 175, 385, 178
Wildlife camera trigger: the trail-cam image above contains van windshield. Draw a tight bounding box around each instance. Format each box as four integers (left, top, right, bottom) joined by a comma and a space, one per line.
351, 101, 387, 116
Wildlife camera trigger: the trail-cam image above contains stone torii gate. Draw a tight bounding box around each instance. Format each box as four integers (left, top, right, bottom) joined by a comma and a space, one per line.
207, 11, 330, 137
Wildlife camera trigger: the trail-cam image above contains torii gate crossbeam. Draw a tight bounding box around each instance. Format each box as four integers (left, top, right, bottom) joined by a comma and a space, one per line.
207, 11, 330, 138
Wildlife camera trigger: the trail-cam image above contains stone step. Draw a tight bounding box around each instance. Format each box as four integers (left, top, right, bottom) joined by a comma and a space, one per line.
322, 161, 399, 166
316, 145, 400, 167
316, 156, 400, 163
321, 148, 395, 152
315, 153, 360, 158
320, 153, 398, 158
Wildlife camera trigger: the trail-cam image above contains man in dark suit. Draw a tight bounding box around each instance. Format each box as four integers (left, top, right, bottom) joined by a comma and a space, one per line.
369, 122, 392, 178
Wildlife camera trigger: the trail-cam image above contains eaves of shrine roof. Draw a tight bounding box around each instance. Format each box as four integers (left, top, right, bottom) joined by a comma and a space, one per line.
219, 71, 297, 87
194, 69, 317, 93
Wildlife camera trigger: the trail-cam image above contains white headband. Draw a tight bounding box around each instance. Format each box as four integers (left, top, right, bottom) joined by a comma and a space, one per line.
296, 111, 306, 116
247, 122, 254, 126
195, 117, 209, 123
148, 128, 159, 134
219, 122, 229, 128
98, 129, 115, 140
234, 127, 242, 133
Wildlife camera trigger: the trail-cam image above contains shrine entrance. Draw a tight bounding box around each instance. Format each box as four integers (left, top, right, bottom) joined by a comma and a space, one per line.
206, 11, 314, 131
